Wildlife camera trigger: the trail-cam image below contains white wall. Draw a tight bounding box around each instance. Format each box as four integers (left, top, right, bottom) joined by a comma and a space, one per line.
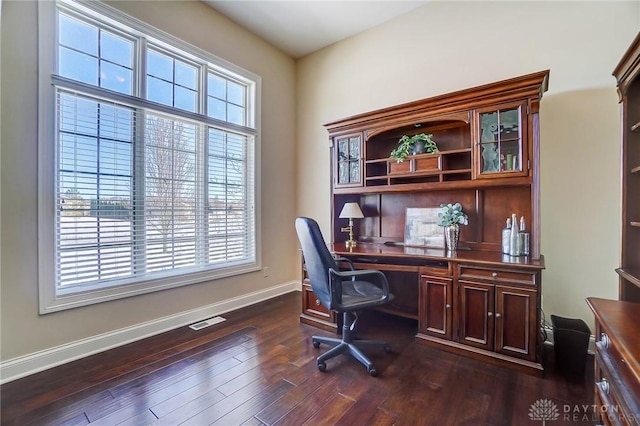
0, 0, 297, 365
296, 1, 639, 328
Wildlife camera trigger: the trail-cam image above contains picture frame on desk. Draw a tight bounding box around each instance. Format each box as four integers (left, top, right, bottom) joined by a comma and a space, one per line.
404, 207, 445, 249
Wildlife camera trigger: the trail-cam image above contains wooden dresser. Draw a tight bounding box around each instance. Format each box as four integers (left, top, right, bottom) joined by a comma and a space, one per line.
586, 298, 640, 426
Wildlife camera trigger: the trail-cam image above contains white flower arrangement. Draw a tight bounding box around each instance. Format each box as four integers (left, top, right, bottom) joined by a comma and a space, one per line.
437, 203, 468, 227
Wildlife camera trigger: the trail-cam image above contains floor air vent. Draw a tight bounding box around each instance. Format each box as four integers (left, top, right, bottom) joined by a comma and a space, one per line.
189, 316, 226, 331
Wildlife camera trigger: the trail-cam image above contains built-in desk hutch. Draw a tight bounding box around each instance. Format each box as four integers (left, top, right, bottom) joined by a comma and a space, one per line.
300, 71, 549, 375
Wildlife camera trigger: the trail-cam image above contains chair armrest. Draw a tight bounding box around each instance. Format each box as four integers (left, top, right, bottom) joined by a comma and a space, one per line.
328, 268, 391, 304
333, 256, 355, 271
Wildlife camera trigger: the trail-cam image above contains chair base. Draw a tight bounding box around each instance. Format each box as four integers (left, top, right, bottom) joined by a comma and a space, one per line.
311, 311, 391, 377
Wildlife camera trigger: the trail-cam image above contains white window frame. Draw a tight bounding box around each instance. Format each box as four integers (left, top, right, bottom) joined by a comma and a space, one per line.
38, 0, 262, 313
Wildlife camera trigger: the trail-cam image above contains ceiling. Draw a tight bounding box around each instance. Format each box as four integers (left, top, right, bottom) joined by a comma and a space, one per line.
203, 1, 430, 58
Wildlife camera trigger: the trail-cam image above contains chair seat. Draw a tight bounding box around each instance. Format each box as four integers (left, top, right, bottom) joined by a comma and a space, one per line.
341, 280, 395, 310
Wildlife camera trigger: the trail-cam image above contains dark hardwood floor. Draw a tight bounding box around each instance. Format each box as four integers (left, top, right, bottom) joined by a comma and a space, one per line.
1, 292, 596, 425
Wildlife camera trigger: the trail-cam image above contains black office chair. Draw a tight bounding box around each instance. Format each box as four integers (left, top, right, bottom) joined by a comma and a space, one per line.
295, 217, 393, 376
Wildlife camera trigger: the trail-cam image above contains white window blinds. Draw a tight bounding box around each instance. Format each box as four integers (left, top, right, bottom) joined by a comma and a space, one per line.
39, 0, 259, 312
56, 89, 256, 290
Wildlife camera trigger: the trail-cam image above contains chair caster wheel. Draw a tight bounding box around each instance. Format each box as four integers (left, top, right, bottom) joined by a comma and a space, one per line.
368, 367, 377, 377
384, 344, 392, 354
313, 341, 320, 348
317, 361, 327, 372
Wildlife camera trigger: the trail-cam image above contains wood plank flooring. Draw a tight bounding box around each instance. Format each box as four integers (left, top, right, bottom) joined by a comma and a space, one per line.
1, 292, 596, 425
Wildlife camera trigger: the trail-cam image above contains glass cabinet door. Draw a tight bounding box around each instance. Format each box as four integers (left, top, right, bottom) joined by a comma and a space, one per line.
476, 103, 527, 178
335, 134, 362, 187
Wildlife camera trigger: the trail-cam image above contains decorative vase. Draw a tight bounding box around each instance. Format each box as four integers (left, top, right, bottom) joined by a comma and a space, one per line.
412, 140, 426, 155
444, 224, 460, 251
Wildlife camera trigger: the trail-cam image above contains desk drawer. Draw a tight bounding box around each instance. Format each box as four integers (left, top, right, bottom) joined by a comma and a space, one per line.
302, 283, 331, 318
458, 265, 536, 286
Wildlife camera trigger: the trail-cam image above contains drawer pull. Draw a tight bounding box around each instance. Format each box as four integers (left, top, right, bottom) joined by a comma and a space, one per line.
495, 313, 502, 319
492, 272, 498, 278
487, 312, 493, 317
600, 333, 610, 349
445, 304, 451, 309
598, 379, 609, 395
315, 299, 321, 306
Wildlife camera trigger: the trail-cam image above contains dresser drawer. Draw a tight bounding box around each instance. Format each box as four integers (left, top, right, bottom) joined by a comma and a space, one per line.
595, 349, 628, 426
458, 265, 536, 286
594, 336, 640, 426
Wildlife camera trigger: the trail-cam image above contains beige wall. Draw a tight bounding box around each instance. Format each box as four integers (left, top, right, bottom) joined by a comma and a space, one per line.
296, 1, 639, 328
0, 1, 297, 361
1, 0, 638, 367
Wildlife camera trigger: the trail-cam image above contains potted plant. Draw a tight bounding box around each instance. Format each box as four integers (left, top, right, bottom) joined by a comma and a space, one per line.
437, 203, 468, 251
390, 133, 438, 163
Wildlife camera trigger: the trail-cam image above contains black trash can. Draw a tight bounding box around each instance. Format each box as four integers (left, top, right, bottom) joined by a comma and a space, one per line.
551, 314, 591, 376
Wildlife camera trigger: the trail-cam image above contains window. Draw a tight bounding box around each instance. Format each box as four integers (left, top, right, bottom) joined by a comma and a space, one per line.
38, 0, 261, 313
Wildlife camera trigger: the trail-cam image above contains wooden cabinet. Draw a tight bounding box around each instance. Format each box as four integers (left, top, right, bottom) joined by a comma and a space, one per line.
458, 280, 494, 351
419, 275, 453, 340
299, 255, 340, 332
474, 102, 528, 178
307, 71, 549, 374
587, 298, 640, 426
327, 71, 548, 259
458, 265, 538, 361
333, 133, 363, 188
613, 32, 640, 302
494, 284, 537, 360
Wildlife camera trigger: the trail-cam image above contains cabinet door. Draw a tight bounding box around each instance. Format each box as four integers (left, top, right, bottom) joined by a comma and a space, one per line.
495, 285, 537, 361
458, 280, 494, 351
334, 133, 362, 187
419, 275, 453, 340
474, 102, 528, 179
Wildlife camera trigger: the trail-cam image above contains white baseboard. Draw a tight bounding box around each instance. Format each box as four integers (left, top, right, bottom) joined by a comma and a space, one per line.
542, 325, 596, 355
0, 281, 300, 384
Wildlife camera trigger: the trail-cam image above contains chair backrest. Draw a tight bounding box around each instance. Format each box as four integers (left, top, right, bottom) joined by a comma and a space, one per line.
295, 217, 339, 310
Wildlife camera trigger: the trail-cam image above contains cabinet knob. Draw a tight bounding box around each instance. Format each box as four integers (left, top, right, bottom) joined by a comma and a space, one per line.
599, 379, 609, 395
445, 304, 451, 309
600, 333, 610, 349
492, 272, 498, 278
315, 299, 321, 306
495, 313, 502, 319
487, 312, 493, 317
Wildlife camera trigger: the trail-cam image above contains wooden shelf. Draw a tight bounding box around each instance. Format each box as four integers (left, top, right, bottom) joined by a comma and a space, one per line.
333, 175, 533, 195
616, 267, 640, 289
364, 148, 473, 184
614, 33, 640, 303
482, 137, 520, 144
441, 168, 472, 175
366, 148, 471, 164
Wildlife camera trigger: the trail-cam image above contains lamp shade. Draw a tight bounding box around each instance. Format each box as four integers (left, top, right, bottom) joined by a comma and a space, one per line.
339, 202, 364, 219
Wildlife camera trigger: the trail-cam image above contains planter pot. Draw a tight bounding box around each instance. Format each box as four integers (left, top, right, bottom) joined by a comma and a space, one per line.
412, 141, 426, 155
388, 159, 411, 174
444, 224, 460, 251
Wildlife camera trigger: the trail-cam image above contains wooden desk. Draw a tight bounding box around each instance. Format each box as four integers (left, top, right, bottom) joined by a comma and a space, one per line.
308, 72, 550, 374
301, 242, 545, 375
586, 298, 640, 426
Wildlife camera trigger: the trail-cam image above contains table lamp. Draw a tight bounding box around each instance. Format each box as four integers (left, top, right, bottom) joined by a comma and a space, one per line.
339, 202, 364, 249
